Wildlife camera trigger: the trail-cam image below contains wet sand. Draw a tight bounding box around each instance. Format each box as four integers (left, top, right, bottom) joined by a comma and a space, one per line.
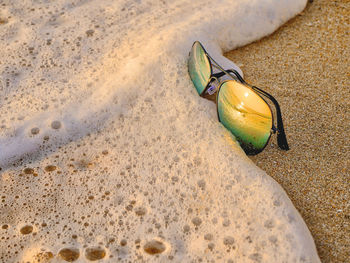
225, 1, 349, 262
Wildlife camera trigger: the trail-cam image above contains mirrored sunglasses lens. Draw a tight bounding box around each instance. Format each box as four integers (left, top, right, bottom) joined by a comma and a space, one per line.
188, 42, 211, 95
217, 81, 272, 154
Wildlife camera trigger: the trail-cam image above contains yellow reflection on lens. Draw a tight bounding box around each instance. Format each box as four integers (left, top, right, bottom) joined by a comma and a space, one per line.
217, 80, 272, 154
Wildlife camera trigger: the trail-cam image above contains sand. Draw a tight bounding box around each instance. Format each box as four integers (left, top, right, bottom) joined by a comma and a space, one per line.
225, 1, 349, 262
1, 1, 323, 262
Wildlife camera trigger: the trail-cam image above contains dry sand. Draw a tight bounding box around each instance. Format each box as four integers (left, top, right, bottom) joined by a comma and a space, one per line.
225, 1, 349, 262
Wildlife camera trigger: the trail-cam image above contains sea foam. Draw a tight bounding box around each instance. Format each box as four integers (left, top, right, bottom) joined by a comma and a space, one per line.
0, 0, 320, 262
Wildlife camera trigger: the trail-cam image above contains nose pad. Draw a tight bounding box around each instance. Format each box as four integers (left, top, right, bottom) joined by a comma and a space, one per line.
206, 78, 220, 95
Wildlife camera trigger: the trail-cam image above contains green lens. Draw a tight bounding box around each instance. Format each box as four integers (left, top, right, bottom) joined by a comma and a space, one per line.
188, 42, 211, 95
217, 80, 272, 154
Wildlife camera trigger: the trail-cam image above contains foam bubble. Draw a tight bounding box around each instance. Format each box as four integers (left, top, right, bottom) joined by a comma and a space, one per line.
85, 247, 106, 261
58, 248, 80, 262
144, 239, 167, 255
20, 225, 33, 235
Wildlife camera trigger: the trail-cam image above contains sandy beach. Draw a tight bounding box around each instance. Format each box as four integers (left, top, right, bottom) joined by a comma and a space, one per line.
1, 0, 345, 262
226, 1, 349, 262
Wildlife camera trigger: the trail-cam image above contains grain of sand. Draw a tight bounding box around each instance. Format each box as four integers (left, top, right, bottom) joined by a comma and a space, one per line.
225, 1, 349, 262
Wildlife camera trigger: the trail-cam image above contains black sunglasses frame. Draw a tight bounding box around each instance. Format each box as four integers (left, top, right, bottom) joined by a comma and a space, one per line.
190, 41, 289, 155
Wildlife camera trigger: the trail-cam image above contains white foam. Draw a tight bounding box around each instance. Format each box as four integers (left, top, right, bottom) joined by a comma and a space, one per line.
0, 0, 320, 262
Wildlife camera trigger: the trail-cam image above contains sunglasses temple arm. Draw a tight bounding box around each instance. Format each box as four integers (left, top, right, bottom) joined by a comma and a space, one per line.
212, 71, 226, 78
206, 54, 245, 81
251, 86, 290, 151
212, 69, 245, 83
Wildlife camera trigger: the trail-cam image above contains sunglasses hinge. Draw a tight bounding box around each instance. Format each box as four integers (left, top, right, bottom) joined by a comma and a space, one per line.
271, 126, 278, 134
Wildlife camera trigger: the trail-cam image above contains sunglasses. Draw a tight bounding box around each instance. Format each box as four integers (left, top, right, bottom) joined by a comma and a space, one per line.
188, 41, 289, 155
